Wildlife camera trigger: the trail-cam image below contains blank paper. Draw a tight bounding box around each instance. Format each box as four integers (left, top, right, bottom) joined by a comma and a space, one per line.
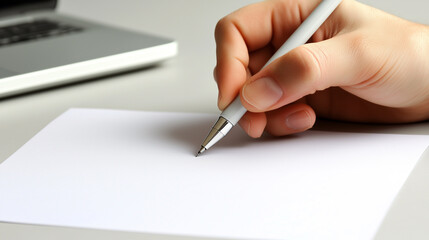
0, 108, 428, 240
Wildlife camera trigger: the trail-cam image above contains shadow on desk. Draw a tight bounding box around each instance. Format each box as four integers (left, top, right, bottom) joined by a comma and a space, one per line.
314, 118, 429, 135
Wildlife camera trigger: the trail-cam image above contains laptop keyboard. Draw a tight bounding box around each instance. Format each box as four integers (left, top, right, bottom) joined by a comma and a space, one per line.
0, 19, 83, 47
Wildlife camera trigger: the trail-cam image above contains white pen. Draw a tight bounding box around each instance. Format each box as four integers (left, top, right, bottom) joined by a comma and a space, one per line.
197, 0, 342, 156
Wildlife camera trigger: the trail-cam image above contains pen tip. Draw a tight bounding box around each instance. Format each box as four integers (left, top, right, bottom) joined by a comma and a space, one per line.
196, 147, 206, 157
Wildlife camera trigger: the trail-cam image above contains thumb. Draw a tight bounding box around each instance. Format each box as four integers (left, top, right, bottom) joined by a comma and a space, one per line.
239, 35, 367, 112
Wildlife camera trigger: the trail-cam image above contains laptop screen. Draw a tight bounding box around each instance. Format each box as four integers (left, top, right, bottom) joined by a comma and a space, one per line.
0, 0, 56, 17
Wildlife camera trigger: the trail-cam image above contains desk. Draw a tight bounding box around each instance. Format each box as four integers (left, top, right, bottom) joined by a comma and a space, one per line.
1, 0, 428, 239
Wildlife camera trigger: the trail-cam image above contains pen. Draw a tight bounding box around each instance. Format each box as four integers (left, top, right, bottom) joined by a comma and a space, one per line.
197, 0, 342, 156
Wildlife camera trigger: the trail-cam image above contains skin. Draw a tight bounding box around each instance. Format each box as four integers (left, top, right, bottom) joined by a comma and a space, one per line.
214, 0, 429, 138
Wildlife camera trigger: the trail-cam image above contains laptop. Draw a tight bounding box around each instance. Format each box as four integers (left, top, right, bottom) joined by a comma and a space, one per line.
0, 0, 177, 98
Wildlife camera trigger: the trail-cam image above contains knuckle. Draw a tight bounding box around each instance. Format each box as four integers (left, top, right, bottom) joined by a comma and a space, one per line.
348, 33, 371, 60
291, 45, 326, 91
214, 16, 232, 40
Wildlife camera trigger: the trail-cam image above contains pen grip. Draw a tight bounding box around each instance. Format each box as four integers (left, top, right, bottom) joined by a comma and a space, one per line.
220, 97, 247, 125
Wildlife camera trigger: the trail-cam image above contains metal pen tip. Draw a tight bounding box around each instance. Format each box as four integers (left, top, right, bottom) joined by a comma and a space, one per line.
196, 146, 206, 157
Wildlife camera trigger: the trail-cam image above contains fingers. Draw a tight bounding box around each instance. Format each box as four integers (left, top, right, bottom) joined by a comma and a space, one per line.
214, 0, 325, 110
265, 103, 316, 136
238, 112, 267, 138
238, 102, 316, 137
239, 34, 369, 113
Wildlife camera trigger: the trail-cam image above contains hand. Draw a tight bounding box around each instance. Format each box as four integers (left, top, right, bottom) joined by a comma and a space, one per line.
214, 0, 429, 138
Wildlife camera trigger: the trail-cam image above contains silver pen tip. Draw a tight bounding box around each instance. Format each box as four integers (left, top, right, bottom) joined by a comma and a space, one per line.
196, 146, 206, 157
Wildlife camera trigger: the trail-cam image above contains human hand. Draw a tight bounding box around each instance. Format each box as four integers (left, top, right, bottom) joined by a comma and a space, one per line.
214, 0, 429, 138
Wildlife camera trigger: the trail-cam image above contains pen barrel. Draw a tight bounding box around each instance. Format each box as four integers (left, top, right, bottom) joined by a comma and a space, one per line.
220, 97, 247, 125
264, 0, 342, 68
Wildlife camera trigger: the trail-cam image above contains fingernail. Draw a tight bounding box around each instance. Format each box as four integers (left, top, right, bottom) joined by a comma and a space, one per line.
242, 77, 283, 110
286, 110, 312, 130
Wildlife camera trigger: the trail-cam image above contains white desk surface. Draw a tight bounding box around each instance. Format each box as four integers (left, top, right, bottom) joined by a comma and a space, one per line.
1, 0, 428, 239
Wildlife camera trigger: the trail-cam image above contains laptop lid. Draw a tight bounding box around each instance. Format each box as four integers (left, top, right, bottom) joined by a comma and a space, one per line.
0, 0, 56, 18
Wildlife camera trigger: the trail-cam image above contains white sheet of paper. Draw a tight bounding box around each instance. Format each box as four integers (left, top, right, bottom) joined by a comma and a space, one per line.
1, 108, 428, 240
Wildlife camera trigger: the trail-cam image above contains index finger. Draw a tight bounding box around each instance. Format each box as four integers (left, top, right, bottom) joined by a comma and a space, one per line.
214, 0, 323, 110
